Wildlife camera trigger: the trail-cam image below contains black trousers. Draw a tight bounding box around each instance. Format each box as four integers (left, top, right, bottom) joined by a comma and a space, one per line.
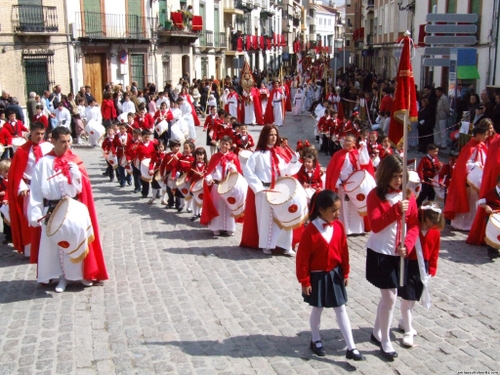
417, 182, 435, 207
132, 165, 141, 191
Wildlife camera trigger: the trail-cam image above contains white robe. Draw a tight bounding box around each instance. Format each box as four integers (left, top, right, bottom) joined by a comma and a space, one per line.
271, 91, 284, 126
180, 101, 196, 140
227, 93, 239, 119
243, 92, 256, 125
244, 150, 302, 250
28, 155, 84, 283
293, 92, 303, 116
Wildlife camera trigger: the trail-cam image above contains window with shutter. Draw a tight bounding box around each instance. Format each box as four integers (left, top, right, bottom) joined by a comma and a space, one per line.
18, 0, 44, 31
83, 0, 103, 37
128, 0, 143, 38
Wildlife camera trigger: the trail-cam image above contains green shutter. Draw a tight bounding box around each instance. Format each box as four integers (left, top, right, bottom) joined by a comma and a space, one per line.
446, 0, 456, 13
130, 54, 145, 90
83, 0, 103, 37
128, 0, 143, 38
25, 58, 49, 96
18, 0, 43, 31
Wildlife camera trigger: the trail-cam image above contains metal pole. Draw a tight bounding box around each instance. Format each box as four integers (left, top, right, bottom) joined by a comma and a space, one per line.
400, 108, 408, 287
343, 36, 346, 74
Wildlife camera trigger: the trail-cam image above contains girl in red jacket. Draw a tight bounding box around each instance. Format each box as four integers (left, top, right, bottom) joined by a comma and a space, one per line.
398, 201, 443, 348
101, 92, 117, 128
296, 190, 365, 361
365, 154, 420, 361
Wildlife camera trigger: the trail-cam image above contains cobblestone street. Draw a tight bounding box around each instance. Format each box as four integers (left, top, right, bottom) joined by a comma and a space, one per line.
0, 115, 499, 375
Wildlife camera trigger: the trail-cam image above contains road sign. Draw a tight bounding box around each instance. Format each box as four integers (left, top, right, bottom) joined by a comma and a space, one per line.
424, 47, 451, 55
424, 36, 477, 45
425, 24, 477, 34
423, 58, 450, 67
426, 13, 479, 23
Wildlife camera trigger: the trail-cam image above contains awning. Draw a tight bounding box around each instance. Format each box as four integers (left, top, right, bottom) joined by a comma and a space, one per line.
457, 65, 480, 80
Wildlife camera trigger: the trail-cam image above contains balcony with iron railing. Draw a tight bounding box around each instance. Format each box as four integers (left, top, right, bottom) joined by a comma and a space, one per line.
199, 30, 214, 49
214, 32, 227, 48
224, 0, 245, 14
12, 5, 58, 33
235, 0, 256, 12
75, 12, 153, 41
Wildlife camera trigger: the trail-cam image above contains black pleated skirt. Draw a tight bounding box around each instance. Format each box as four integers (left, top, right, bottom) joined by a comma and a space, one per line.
302, 266, 348, 308
398, 259, 428, 301
366, 248, 408, 289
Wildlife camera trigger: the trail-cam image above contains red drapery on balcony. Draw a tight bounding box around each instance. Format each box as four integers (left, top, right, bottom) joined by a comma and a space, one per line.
246, 35, 251, 50
192, 16, 203, 31
293, 40, 300, 53
237, 37, 243, 52
171, 12, 183, 29
418, 24, 426, 47
252, 35, 258, 49
267, 38, 271, 50
260, 36, 265, 50
281, 34, 286, 46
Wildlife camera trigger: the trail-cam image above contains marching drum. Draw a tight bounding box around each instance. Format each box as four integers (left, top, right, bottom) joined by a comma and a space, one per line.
467, 167, 483, 192
0, 204, 10, 225
485, 213, 500, 249
117, 112, 128, 123
106, 151, 118, 169
46, 197, 94, 264
176, 173, 192, 199
140, 158, 153, 182
304, 187, 317, 203
238, 149, 253, 168
85, 119, 105, 145
190, 179, 204, 207
124, 164, 133, 175
343, 170, 377, 216
119, 155, 128, 168
432, 175, 445, 202
11, 137, 27, 153
407, 170, 422, 198
155, 120, 169, 137
266, 177, 308, 230
217, 172, 248, 218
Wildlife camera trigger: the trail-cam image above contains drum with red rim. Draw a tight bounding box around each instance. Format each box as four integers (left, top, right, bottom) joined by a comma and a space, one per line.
217, 172, 248, 218
266, 177, 308, 229
176, 173, 192, 200
343, 170, 376, 216
140, 158, 153, 182
467, 167, 483, 192
485, 213, 500, 250
190, 179, 204, 207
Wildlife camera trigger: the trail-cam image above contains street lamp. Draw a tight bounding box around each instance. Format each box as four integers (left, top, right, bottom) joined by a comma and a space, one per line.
397, 0, 415, 12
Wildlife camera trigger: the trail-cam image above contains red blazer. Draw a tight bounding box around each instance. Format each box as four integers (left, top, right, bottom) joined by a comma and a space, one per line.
112, 132, 133, 159
234, 133, 254, 155
101, 99, 117, 120
136, 141, 157, 170
186, 161, 207, 184
0, 177, 8, 204
379, 94, 393, 115
134, 114, 154, 131
3, 120, 28, 138
408, 229, 440, 276
296, 164, 323, 189
296, 220, 350, 287
438, 162, 454, 188
153, 109, 169, 124
159, 151, 183, 177
417, 155, 442, 182
101, 137, 114, 153
32, 114, 48, 129
0, 127, 12, 146
125, 139, 140, 163
178, 153, 195, 173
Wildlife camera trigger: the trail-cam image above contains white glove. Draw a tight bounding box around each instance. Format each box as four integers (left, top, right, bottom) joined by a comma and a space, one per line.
419, 120, 425, 125
176, 171, 181, 179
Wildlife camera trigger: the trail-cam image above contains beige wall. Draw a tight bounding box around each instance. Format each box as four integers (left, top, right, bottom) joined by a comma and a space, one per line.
0, 0, 70, 107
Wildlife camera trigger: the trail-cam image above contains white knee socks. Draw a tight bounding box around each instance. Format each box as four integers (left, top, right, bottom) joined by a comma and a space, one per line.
400, 299, 415, 334
310, 305, 356, 350
373, 288, 397, 352
310, 307, 323, 342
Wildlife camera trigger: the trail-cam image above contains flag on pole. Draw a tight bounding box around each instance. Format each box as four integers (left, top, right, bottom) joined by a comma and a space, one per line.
388, 34, 418, 146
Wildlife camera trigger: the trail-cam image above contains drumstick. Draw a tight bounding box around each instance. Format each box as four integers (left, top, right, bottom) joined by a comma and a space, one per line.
46, 161, 84, 180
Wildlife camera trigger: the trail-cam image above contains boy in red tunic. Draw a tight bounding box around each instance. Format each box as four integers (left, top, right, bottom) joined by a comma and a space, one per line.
416, 144, 442, 207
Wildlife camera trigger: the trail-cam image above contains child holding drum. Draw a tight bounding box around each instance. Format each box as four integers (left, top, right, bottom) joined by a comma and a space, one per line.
186, 147, 208, 221
176, 140, 195, 212
398, 201, 444, 347
365, 154, 419, 361
159, 139, 182, 209
200, 135, 242, 237
296, 190, 365, 361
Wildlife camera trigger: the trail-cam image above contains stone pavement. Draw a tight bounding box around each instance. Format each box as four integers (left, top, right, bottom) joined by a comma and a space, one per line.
0, 114, 499, 375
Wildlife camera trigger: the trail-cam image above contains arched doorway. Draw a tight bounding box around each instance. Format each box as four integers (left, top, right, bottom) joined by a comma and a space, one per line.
182, 55, 190, 80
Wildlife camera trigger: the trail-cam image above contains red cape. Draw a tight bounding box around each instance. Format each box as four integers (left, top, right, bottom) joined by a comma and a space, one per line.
240, 87, 264, 125
285, 82, 292, 111
200, 152, 242, 226
264, 88, 285, 124
36, 150, 108, 280
182, 94, 201, 126
467, 137, 500, 245
325, 148, 374, 191
7, 141, 42, 260
444, 138, 485, 220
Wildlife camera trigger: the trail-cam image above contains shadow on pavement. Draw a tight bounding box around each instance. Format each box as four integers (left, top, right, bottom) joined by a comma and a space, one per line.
439, 227, 492, 265
0, 249, 31, 269
0, 280, 53, 304
145, 332, 360, 372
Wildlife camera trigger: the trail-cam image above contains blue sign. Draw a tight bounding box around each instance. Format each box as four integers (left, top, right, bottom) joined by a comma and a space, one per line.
282, 53, 289, 61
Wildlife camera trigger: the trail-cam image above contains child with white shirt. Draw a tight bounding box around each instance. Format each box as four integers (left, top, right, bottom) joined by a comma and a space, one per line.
296, 190, 364, 361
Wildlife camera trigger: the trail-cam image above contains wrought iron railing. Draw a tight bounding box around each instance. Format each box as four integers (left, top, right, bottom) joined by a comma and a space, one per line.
12, 5, 58, 33
75, 11, 153, 39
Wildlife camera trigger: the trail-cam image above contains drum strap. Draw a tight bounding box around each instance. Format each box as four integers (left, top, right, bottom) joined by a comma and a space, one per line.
43, 199, 62, 225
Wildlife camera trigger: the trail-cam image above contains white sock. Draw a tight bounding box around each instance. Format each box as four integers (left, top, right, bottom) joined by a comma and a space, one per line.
400, 299, 415, 334
151, 189, 158, 199
334, 305, 356, 350
310, 307, 323, 342
374, 288, 397, 352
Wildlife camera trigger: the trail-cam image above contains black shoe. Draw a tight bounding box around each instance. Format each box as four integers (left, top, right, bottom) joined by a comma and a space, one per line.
127, 180, 132, 186
156, 191, 161, 198
109, 178, 114, 182
134, 188, 141, 193
102, 172, 107, 176
177, 206, 184, 212
380, 348, 398, 361
190, 215, 198, 222
141, 194, 148, 198
119, 184, 125, 188
310, 341, 326, 356
370, 333, 381, 346
2, 239, 9, 245
346, 348, 365, 361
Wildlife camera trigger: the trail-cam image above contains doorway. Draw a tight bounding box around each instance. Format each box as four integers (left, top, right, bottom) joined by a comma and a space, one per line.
182, 55, 190, 80
84, 53, 106, 104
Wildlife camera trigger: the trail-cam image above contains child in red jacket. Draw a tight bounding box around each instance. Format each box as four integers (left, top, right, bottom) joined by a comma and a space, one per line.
296, 190, 365, 361
398, 201, 444, 348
